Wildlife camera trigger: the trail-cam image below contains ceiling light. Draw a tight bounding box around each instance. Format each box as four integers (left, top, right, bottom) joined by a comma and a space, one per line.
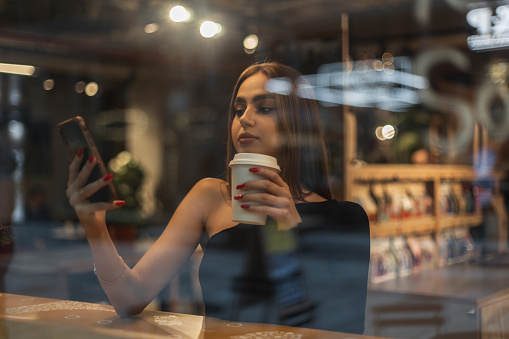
170, 5, 191, 22
0, 63, 35, 76
243, 34, 259, 50
200, 21, 221, 38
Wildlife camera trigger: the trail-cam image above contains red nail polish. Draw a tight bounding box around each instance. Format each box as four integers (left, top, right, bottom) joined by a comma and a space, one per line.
236, 183, 245, 189
77, 149, 84, 157
103, 173, 113, 181
240, 204, 250, 209
234, 195, 243, 200
88, 155, 95, 163
116, 201, 125, 206
249, 168, 260, 172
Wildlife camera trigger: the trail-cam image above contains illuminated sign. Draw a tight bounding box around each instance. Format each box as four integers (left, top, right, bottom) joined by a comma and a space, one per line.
467, 5, 509, 51
267, 57, 428, 112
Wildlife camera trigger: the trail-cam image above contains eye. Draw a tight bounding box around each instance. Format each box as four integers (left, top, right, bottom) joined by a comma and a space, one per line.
234, 106, 245, 117
258, 106, 275, 114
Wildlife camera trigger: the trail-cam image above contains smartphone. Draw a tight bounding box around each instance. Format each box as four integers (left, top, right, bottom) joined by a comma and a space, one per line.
57, 116, 118, 203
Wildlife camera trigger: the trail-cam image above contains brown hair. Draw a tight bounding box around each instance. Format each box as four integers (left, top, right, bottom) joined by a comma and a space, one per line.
226, 62, 332, 201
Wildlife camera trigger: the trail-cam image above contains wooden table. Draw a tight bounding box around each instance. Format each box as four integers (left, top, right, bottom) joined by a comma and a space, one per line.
0, 293, 386, 339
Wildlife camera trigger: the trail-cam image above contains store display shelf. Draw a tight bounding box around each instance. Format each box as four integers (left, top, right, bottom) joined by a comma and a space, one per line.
351, 164, 476, 182
371, 216, 435, 237
371, 214, 482, 237
438, 213, 483, 229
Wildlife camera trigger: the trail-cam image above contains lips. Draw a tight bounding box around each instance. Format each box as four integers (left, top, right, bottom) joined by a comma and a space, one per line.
238, 132, 258, 144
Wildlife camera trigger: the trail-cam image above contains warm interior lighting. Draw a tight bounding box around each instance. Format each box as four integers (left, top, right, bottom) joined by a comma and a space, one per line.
170, 5, 191, 22
200, 21, 221, 38
243, 34, 259, 50
85, 82, 99, 96
375, 126, 386, 140
381, 125, 396, 139
144, 23, 159, 33
75, 81, 86, 93
0, 63, 35, 76
43, 79, 55, 91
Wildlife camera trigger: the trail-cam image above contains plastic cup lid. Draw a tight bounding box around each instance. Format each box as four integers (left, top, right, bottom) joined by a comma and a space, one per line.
228, 153, 280, 171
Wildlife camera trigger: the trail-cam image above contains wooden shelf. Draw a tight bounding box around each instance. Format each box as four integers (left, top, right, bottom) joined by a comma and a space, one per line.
371, 217, 435, 237
350, 164, 476, 182
370, 214, 482, 238
438, 214, 483, 229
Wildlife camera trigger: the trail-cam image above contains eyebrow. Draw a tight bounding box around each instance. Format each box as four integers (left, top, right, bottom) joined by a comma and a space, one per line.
234, 93, 276, 104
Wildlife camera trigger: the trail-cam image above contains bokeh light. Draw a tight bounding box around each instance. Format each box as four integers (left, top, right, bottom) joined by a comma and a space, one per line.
75, 81, 86, 94
200, 21, 222, 38
85, 82, 99, 97
43, 79, 55, 91
169, 5, 191, 23
243, 34, 259, 50
382, 125, 396, 139
144, 23, 159, 34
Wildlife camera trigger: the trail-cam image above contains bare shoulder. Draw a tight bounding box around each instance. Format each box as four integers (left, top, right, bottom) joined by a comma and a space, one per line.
187, 178, 230, 209
192, 178, 228, 198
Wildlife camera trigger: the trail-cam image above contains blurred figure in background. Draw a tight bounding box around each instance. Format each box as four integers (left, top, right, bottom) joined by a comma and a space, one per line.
0, 144, 16, 292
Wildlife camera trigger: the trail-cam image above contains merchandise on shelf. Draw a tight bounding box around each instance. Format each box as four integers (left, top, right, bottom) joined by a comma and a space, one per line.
371, 182, 389, 222
406, 236, 422, 272
352, 184, 377, 223
369, 238, 397, 284
452, 182, 467, 215
438, 183, 454, 215
419, 235, 438, 270
390, 236, 412, 277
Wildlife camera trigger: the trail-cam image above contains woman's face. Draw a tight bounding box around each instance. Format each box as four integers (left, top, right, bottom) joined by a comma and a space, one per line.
231, 72, 281, 157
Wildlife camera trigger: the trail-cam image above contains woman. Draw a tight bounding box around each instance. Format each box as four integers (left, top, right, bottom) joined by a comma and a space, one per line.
67, 62, 370, 334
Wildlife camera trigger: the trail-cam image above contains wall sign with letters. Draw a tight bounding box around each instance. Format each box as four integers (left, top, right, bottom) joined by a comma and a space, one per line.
467, 5, 509, 51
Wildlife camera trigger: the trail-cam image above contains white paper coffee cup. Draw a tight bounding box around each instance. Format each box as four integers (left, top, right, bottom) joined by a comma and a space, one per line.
229, 153, 280, 225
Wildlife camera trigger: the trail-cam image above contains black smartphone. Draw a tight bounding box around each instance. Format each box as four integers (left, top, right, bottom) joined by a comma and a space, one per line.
57, 116, 118, 203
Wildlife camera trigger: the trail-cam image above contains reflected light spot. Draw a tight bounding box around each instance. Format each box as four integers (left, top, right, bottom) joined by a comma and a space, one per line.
9, 92, 21, 106
382, 125, 396, 139
8, 120, 25, 142
383, 62, 395, 74
382, 52, 394, 63
85, 82, 99, 97
144, 23, 159, 33
43, 79, 55, 91
373, 60, 384, 71
244, 48, 256, 54
170, 6, 190, 23
243, 34, 259, 49
75, 81, 86, 94
375, 126, 386, 140
200, 21, 221, 38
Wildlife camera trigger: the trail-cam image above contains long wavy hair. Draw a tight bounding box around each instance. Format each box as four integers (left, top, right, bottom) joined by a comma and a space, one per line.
226, 62, 332, 201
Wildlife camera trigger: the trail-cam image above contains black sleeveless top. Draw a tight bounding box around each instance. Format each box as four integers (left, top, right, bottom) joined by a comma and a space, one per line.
198, 200, 370, 334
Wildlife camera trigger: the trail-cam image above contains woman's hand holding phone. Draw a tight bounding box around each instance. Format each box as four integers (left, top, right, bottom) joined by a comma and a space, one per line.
66, 149, 125, 236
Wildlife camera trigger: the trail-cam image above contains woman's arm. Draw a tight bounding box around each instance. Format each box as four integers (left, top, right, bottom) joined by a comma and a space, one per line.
67, 152, 215, 316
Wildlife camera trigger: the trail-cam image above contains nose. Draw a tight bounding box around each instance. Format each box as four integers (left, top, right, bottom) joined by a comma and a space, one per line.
239, 105, 255, 127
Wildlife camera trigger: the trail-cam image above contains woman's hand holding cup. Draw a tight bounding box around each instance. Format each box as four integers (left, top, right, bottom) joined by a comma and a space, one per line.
229, 153, 301, 230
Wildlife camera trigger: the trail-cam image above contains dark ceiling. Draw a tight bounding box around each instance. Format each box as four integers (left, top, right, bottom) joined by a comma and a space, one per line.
0, 0, 490, 75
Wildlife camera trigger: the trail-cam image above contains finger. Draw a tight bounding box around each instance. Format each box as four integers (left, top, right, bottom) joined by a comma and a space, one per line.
236, 192, 287, 208
67, 149, 84, 187
242, 179, 291, 199
249, 167, 287, 187
75, 200, 126, 214
79, 173, 114, 201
